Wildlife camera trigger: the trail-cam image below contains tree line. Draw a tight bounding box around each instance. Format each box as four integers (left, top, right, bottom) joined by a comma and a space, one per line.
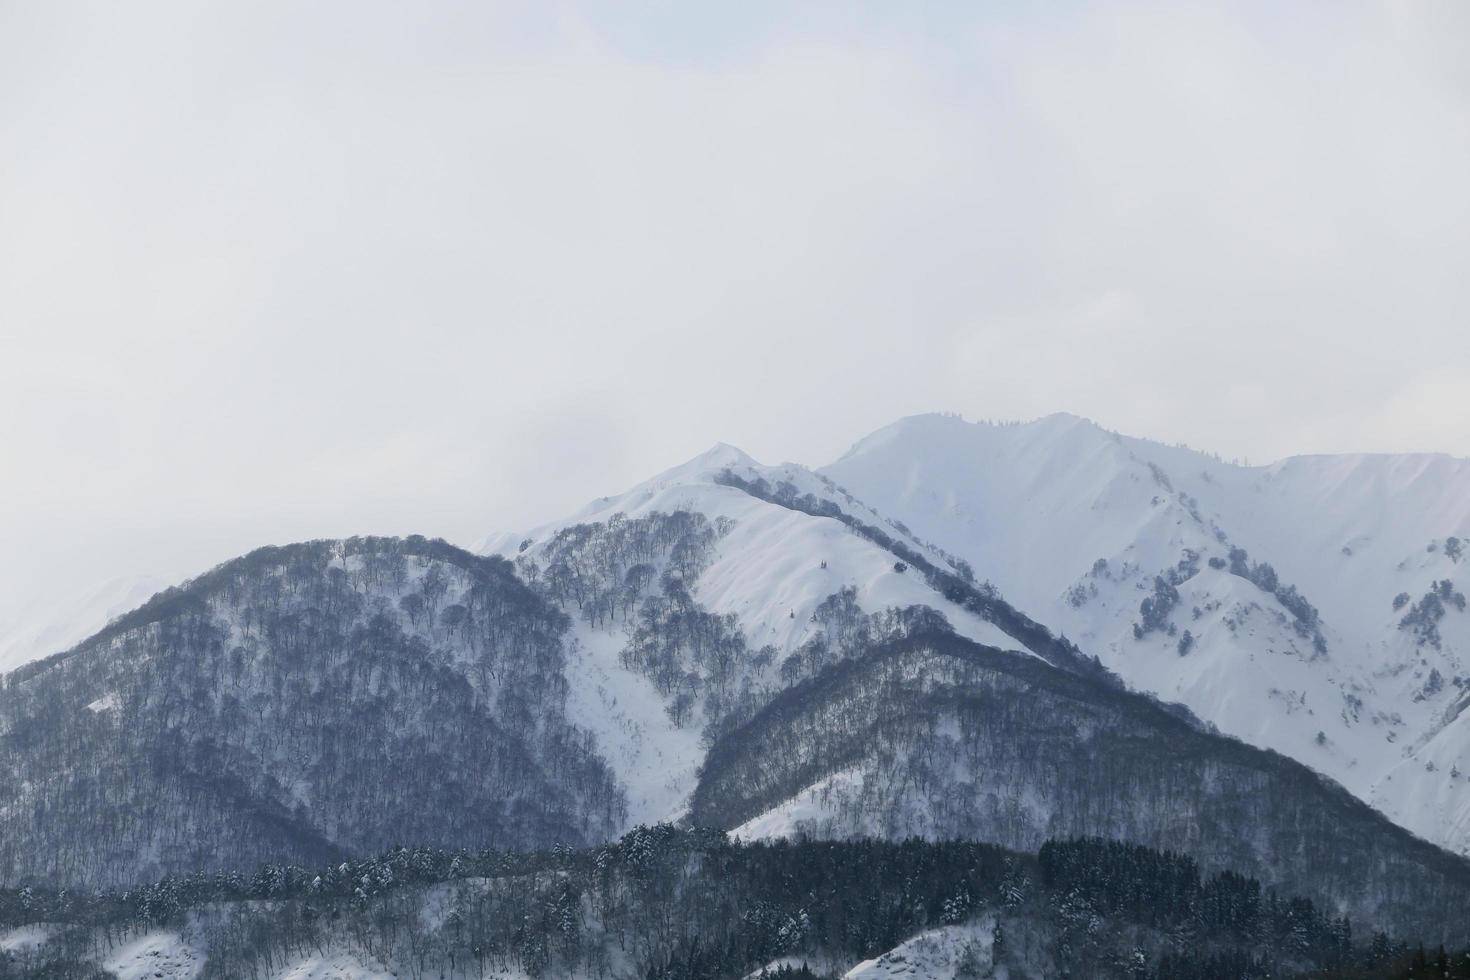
3, 830, 1458, 979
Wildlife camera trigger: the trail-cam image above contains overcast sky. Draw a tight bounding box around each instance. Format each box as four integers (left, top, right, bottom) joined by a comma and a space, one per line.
3, 1, 1469, 627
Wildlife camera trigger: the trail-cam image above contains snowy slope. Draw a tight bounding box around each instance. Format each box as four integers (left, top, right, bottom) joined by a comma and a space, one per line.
488, 444, 1016, 654
473, 427, 1470, 853
561, 621, 706, 825
480, 445, 1036, 827
102, 931, 204, 980
844, 919, 995, 979
822, 412, 1470, 854
0, 923, 52, 953
0, 573, 168, 674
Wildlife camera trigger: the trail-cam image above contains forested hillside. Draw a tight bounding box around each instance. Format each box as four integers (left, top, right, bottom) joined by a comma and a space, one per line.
0, 831, 1444, 980
695, 628, 1470, 944
0, 536, 623, 888
6, 428, 1470, 970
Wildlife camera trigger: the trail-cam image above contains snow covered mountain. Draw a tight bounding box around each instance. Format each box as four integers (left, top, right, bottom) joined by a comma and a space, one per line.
6, 412, 1470, 949
820, 413, 1470, 856
0, 537, 623, 887
476, 443, 1085, 826
468, 441, 1470, 938
472, 419, 1470, 860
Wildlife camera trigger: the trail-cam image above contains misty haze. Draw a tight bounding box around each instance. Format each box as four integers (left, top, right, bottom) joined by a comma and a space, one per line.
2, 3, 1469, 978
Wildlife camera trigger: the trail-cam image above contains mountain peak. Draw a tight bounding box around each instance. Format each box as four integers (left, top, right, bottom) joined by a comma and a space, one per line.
692, 441, 758, 471
635, 441, 760, 491
832, 410, 1110, 467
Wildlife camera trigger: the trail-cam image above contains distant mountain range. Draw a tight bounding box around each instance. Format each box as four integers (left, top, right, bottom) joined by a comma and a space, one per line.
4, 412, 1470, 959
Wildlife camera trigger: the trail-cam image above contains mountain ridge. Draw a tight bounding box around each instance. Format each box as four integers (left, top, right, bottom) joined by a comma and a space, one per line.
820, 411, 1470, 856
4, 412, 1470, 947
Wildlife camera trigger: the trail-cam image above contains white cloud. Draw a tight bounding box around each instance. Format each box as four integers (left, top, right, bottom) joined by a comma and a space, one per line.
1, 1, 1467, 627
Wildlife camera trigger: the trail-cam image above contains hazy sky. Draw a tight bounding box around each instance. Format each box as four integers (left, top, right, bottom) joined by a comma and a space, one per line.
3, 1, 1469, 624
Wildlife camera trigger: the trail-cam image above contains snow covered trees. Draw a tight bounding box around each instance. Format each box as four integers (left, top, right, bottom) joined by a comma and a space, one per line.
1223, 546, 1328, 654
1134, 577, 1180, 639
1398, 579, 1467, 649
691, 627, 1470, 945
0, 831, 1432, 979
520, 511, 731, 631
0, 536, 624, 888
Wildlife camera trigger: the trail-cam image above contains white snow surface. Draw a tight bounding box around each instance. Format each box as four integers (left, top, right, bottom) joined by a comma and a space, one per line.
822, 412, 1470, 854
492, 443, 1016, 658
86, 691, 122, 713
732, 767, 870, 841
843, 918, 995, 979
103, 931, 203, 980
0, 923, 52, 952
562, 621, 705, 825
741, 919, 995, 980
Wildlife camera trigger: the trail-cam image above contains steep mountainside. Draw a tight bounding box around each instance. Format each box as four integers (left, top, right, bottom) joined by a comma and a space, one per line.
696, 628, 1470, 943
6, 420, 1470, 950
0, 536, 622, 888
822, 413, 1470, 855
478, 448, 1470, 942
478, 446, 1031, 825
0, 452, 1110, 890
